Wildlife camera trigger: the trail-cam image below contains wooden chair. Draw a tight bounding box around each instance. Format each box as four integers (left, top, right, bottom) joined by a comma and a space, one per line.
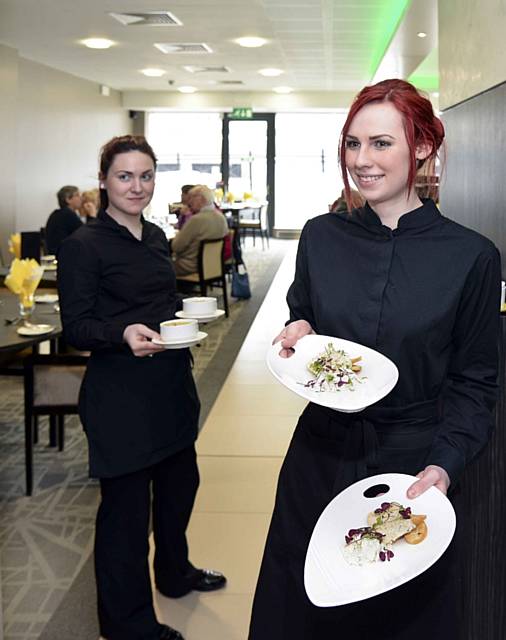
238, 205, 269, 249
24, 353, 88, 496
176, 238, 229, 317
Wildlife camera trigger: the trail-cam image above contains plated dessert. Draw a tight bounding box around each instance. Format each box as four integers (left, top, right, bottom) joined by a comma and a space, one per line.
160, 319, 198, 342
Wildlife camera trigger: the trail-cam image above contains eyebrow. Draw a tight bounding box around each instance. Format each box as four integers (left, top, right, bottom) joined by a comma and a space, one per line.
345, 134, 396, 140
114, 169, 153, 174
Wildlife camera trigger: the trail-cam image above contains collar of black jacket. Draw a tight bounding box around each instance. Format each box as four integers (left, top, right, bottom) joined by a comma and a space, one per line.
96, 208, 155, 241
342, 198, 441, 236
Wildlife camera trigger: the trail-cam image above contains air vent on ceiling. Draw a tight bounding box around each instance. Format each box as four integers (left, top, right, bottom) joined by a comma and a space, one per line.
109, 11, 182, 26
183, 65, 231, 74
218, 80, 244, 85
154, 43, 213, 54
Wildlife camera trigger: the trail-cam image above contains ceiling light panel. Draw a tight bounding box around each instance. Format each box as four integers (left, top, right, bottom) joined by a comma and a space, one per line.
109, 11, 182, 26
154, 43, 212, 54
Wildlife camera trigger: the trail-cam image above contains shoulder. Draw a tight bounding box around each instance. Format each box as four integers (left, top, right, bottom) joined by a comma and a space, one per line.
439, 215, 499, 261
302, 211, 349, 237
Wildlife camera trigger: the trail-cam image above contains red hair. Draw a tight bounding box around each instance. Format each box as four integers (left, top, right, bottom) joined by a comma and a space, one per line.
339, 79, 445, 210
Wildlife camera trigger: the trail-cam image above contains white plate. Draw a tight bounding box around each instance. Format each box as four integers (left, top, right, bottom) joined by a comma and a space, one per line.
34, 294, 59, 303
42, 264, 57, 271
266, 334, 398, 413
175, 309, 225, 323
17, 324, 55, 336
152, 331, 208, 349
305, 473, 456, 607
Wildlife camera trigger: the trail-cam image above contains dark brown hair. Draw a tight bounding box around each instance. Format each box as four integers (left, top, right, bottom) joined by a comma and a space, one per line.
98, 135, 157, 209
339, 79, 445, 210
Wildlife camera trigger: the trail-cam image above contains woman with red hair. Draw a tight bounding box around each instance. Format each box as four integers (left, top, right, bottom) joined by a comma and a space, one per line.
248, 79, 501, 639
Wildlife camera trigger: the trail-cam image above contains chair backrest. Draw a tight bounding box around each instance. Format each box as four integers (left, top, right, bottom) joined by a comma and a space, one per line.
24, 354, 88, 409
260, 204, 268, 230
198, 238, 224, 281
239, 207, 261, 222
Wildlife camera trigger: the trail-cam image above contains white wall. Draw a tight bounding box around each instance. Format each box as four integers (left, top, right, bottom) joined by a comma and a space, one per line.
439, 0, 506, 110
15, 56, 131, 231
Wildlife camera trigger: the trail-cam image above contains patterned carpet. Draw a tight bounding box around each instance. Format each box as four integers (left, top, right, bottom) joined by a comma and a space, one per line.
0, 240, 291, 640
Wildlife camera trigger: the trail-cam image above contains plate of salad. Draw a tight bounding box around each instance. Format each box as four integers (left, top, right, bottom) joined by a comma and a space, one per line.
266, 334, 398, 412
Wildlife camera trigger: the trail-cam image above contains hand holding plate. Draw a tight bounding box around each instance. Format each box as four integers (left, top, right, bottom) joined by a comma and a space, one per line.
273, 319, 315, 358
407, 465, 450, 498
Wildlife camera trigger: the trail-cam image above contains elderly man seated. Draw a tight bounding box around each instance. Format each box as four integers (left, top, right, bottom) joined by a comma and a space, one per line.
171, 185, 229, 276
45, 185, 83, 255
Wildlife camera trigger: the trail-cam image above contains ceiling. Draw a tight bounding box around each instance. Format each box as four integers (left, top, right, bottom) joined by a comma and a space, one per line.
0, 0, 438, 95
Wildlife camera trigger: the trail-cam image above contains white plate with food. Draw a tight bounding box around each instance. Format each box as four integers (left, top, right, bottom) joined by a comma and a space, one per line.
266, 334, 398, 413
304, 473, 456, 607
175, 309, 225, 323
151, 331, 207, 349
17, 323, 55, 336
34, 294, 59, 304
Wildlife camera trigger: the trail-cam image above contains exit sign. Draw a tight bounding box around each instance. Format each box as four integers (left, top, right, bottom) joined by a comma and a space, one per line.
230, 107, 253, 119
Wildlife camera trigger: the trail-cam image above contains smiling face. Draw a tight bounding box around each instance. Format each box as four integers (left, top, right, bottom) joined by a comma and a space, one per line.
344, 101, 425, 219
101, 150, 155, 219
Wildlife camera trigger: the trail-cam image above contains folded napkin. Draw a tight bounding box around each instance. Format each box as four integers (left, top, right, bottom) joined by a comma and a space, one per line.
4, 258, 44, 306
225, 191, 235, 203
8, 233, 21, 259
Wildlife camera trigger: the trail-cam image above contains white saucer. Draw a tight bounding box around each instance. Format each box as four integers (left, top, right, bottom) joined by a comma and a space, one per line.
34, 294, 59, 303
42, 264, 57, 271
175, 310, 225, 323
152, 331, 208, 349
17, 324, 55, 336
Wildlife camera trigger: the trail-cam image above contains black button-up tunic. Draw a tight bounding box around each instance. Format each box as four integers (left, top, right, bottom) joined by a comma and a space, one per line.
57, 210, 200, 478
287, 199, 501, 483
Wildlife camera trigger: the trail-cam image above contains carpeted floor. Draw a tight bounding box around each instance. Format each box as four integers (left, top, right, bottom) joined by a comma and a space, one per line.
0, 239, 291, 640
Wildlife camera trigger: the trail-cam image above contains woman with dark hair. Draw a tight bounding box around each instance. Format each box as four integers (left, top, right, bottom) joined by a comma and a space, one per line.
248, 80, 501, 639
58, 135, 225, 640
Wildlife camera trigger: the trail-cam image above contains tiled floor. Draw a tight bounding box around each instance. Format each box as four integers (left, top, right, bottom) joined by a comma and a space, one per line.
150, 246, 300, 640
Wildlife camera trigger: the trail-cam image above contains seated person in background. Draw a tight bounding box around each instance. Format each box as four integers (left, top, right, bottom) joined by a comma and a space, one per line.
173, 184, 195, 229
45, 185, 83, 255
79, 188, 100, 222
329, 188, 364, 212
171, 185, 229, 276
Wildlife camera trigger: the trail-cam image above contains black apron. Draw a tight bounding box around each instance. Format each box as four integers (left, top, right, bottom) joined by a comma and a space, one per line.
79, 347, 200, 478
249, 401, 462, 640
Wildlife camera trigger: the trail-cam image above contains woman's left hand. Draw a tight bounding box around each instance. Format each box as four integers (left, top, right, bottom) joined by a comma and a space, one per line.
406, 465, 450, 499
123, 323, 166, 357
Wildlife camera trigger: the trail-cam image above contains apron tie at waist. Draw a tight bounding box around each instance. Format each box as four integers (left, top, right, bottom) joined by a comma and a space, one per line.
310, 398, 442, 494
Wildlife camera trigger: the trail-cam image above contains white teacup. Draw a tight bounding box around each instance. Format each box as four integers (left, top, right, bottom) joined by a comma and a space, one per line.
183, 297, 217, 317
160, 319, 198, 342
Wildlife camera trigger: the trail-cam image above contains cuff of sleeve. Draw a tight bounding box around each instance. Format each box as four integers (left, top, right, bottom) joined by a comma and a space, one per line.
106, 322, 129, 345
426, 447, 466, 488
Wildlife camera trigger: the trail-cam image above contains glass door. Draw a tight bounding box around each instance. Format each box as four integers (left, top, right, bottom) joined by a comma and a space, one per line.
222, 113, 275, 233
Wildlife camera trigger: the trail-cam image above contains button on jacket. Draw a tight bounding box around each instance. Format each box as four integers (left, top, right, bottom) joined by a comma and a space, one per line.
57, 210, 200, 478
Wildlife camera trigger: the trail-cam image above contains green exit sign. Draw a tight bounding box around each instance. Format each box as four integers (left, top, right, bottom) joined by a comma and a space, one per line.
230, 107, 253, 119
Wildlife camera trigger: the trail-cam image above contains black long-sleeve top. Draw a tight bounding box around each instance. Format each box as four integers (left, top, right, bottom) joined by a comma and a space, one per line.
287, 199, 501, 483
57, 209, 176, 351
45, 206, 83, 255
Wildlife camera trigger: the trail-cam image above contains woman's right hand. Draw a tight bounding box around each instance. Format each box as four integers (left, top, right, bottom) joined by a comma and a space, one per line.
123, 324, 166, 358
273, 319, 314, 358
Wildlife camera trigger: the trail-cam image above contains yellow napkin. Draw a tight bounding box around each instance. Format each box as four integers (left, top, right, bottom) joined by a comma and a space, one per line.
8, 233, 21, 259
4, 258, 44, 308
215, 188, 224, 202
226, 191, 235, 203
243, 191, 253, 201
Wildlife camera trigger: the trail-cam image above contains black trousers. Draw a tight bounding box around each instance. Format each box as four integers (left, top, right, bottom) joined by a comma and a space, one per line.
95, 445, 200, 640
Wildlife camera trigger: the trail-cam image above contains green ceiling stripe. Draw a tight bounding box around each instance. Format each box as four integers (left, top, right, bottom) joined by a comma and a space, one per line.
369, 0, 412, 78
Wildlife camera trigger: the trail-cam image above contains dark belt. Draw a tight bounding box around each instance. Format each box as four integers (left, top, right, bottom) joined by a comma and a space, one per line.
308, 398, 441, 493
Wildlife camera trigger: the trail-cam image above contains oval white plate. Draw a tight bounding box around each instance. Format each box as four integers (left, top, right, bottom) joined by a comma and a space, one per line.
34, 294, 59, 304
175, 309, 225, 323
305, 473, 456, 607
266, 334, 398, 413
152, 331, 208, 349
17, 324, 55, 336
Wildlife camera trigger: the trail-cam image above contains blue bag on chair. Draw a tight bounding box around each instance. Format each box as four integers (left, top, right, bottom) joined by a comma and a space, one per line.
231, 264, 251, 299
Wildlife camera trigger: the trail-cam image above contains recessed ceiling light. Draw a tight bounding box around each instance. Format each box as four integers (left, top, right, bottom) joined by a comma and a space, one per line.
258, 68, 284, 77
81, 38, 115, 49
178, 85, 197, 93
417, 31, 427, 38
140, 68, 166, 77
273, 86, 293, 94
235, 36, 268, 48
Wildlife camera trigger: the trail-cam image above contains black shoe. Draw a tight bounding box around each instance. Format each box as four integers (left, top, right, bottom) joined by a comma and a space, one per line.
191, 568, 227, 592
159, 624, 184, 640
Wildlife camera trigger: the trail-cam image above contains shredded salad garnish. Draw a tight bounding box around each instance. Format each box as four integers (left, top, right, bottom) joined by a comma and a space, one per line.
304, 343, 364, 392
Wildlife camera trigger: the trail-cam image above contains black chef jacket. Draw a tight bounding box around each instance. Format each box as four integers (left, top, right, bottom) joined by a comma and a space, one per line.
57, 210, 200, 477
287, 199, 501, 484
